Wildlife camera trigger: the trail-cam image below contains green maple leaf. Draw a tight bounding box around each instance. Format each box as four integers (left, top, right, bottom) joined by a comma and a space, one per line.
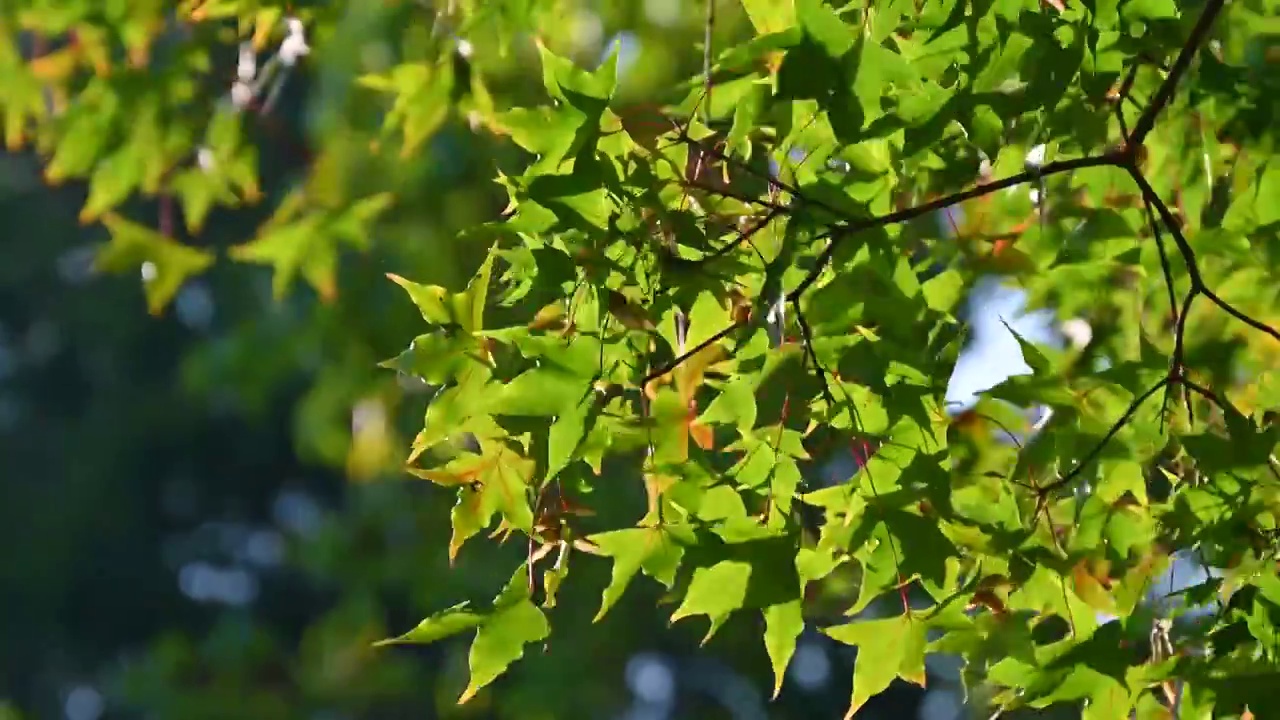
358, 59, 454, 158
379, 331, 482, 385
459, 572, 550, 703
408, 440, 535, 561
670, 559, 752, 640
373, 602, 484, 647
588, 524, 693, 621
387, 246, 496, 333
823, 613, 928, 718
545, 393, 592, 482
231, 192, 393, 301
763, 599, 804, 699
374, 564, 550, 705
668, 533, 804, 695
740, 0, 797, 34
494, 365, 589, 416
95, 213, 215, 315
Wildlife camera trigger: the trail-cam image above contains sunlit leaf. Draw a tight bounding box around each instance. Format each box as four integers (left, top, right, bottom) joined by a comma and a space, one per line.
95, 213, 215, 315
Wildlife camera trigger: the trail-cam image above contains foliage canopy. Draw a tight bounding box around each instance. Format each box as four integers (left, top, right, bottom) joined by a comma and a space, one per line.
6, 0, 1280, 717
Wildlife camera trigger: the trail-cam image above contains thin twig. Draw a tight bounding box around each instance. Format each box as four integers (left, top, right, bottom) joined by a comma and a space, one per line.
1143, 201, 1181, 327
1113, 61, 1142, 140
1141, 195, 1187, 428
703, 206, 784, 261
667, 127, 850, 223
792, 298, 835, 407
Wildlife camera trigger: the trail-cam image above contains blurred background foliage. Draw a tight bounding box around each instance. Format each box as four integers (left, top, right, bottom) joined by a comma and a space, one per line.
0, 1, 958, 719
2, 0, 1278, 718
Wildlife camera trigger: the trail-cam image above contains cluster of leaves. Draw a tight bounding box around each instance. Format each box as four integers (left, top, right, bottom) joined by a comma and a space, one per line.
6, 0, 1280, 717
0, 1, 411, 311
372, 1, 1280, 718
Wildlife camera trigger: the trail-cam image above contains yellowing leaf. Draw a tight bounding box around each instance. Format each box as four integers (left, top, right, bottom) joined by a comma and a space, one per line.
448, 486, 489, 563
251, 7, 283, 49
740, 0, 797, 34
27, 46, 79, 82
408, 441, 535, 560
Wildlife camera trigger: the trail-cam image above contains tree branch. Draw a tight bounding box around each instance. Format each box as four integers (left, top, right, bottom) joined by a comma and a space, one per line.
630, 0, 1279, 524
1039, 379, 1169, 495
788, 152, 1123, 301
1128, 0, 1227, 146
641, 321, 743, 387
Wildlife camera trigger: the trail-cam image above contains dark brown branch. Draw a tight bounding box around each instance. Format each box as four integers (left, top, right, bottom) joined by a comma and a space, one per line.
686, 179, 790, 213
1031, 128, 1277, 498
1128, 0, 1227, 145
703, 206, 784, 261
632, 0, 1279, 524
788, 152, 1124, 300
1144, 202, 1180, 326
159, 194, 175, 237
1129, 165, 1203, 427
1200, 285, 1280, 343
1130, 167, 1280, 343
1039, 378, 1169, 495
641, 321, 742, 387
1172, 289, 1198, 422
1128, 167, 1202, 286
667, 129, 855, 224
1178, 381, 1280, 486
1138, 181, 1189, 428
1113, 61, 1142, 140
792, 298, 835, 407
1180, 376, 1227, 413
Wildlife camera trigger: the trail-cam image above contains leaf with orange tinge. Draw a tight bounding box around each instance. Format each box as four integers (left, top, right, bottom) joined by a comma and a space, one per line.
409, 443, 535, 561
1071, 559, 1117, 615
689, 421, 715, 450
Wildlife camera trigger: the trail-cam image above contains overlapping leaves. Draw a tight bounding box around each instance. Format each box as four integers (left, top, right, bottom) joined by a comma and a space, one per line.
10, 0, 1280, 716
374, 1, 1280, 717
